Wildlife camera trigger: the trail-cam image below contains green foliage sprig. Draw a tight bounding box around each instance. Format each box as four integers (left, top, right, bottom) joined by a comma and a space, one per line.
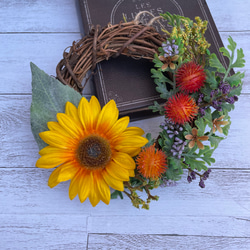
125, 12, 245, 209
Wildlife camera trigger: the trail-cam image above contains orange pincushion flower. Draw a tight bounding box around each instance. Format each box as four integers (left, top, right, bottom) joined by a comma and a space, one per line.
165, 93, 198, 125
136, 144, 167, 180
176, 61, 206, 93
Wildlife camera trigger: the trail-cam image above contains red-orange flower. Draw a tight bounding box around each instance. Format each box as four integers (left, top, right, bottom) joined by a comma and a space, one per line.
176, 61, 206, 93
136, 144, 167, 180
165, 93, 198, 125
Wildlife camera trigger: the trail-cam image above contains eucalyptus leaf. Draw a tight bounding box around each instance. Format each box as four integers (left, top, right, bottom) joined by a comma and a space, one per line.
203, 108, 213, 127
226, 72, 245, 87
227, 36, 237, 53
222, 122, 231, 136
209, 53, 226, 74
194, 117, 206, 136
228, 84, 242, 97
151, 68, 168, 83
184, 156, 206, 171
205, 70, 218, 89
30, 63, 82, 150
231, 48, 245, 68
208, 135, 224, 149
219, 47, 230, 59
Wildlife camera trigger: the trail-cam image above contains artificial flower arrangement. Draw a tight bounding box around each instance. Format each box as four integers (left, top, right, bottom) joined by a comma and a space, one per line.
30, 12, 245, 209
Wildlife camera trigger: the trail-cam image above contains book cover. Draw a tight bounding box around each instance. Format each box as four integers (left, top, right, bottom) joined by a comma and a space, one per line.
78, 0, 226, 119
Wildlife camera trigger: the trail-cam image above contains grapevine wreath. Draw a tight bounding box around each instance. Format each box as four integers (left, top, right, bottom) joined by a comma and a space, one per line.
30, 12, 245, 209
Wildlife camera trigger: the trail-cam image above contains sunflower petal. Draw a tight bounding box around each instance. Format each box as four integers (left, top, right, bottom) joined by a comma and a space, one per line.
78, 171, 92, 203
69, 170, 81, 200
36, 153, 69, 169
105, 161, 130, 181
65, 101, 81, 124
78, 97, 91, 131
106, 116, 130, 139
57, 113, 83, 138
122, 126, 144, 136
48, 166, 61, 188
126, 148, 142, 157
114, 136, 148, 150
97, 100, 119, 133
89, 96, 101, 129
95, 173, 110, 205
56, 162, 79, 183
88, 172, 102, 207
128, 169, 135, 177
89, 187, 101, 207
112, 152, 136, 170
115, 146, 142, 157
47, 121, 71, 137
102, 170, 124, 191
39, 146, 59, 156
39, 131, 76, 149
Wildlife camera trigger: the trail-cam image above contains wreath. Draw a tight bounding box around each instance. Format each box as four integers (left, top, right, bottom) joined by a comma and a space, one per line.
30, 12, 245, 209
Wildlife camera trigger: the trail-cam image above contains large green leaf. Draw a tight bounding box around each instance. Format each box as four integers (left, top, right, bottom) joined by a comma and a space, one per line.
30, 63, 82, 150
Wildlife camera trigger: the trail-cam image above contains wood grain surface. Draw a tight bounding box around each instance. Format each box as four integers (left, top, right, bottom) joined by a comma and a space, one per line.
0, 0, 249, 249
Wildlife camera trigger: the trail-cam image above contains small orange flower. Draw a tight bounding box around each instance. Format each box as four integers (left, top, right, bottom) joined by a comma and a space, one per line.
136, 144, 167, 180
159, 55, 179, 70
165, 93, 198, 125
185, 128, 209, 150
212, 115, 229, 133
176, 61, 206, 93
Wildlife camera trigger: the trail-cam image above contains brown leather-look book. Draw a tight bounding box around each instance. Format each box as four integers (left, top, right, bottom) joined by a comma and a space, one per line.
78, 0, 226, 120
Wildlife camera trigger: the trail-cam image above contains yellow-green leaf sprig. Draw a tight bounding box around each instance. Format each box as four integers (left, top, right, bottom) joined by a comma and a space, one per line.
161, 13, 210, 62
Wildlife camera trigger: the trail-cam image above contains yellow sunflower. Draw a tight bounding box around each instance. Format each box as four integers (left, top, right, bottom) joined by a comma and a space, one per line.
36, 96, 148, 207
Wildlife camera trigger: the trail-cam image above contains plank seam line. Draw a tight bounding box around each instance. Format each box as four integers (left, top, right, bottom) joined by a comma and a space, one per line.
87, 233, 250, 238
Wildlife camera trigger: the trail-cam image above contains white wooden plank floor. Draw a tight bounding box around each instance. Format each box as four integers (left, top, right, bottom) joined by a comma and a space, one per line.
0, 0, 249, 249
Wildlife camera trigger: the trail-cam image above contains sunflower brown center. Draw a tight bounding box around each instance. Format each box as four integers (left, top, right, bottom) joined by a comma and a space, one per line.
76, 135, 112, 170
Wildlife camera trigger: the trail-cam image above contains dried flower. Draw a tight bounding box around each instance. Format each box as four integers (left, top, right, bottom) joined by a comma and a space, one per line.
212, 115, 229, 133
159, 54, 179, 70
136, 144, 167, 180
185, 128, 209, 149
165, 93, 198, 125
176, 61, 206, 93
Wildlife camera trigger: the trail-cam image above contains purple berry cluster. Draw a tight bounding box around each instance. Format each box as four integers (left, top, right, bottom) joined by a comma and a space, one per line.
171, 137, 187, 159
198, 82, 239, 116
197, 93, 208, 116
161, 119, 186, 159
211, 82, 239, 110
162, 40, 179, 57
187, 169, 211, 188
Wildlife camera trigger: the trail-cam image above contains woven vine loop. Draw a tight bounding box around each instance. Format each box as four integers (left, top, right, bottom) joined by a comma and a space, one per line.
56, 19, 166, 93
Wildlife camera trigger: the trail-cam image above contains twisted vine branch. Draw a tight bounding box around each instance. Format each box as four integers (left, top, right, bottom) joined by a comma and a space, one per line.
56, 19, 166, 93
